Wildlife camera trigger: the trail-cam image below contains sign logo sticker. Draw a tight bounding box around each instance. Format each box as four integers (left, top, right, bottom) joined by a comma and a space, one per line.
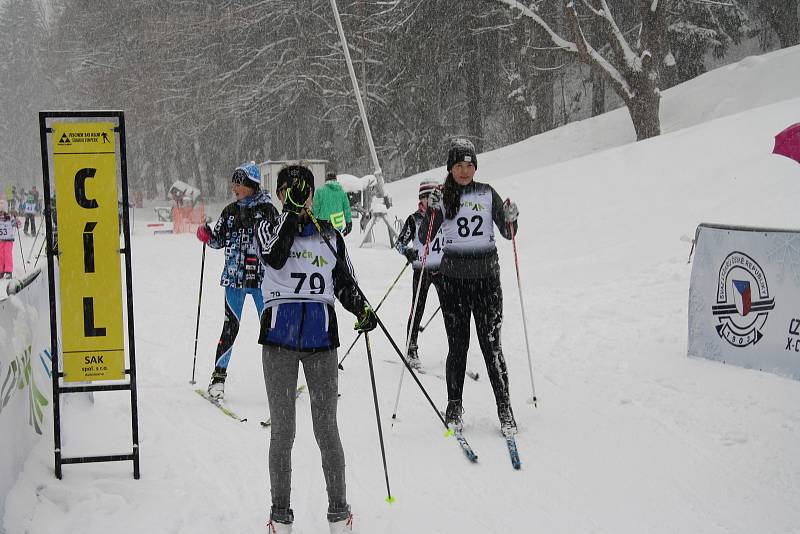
712, 251, 775, 347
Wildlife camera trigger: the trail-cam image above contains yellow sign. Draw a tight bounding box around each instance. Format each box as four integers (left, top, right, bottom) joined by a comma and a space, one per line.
53, 122, 125, 382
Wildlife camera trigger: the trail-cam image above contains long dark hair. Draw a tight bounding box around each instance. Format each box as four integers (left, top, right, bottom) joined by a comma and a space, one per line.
442, 172, 461, 220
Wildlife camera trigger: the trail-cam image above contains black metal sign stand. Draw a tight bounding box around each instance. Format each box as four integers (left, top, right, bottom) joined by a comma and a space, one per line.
38, 110, 140, 479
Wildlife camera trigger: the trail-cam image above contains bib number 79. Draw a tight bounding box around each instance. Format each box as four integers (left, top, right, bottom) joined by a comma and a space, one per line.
290, 272, 325, 294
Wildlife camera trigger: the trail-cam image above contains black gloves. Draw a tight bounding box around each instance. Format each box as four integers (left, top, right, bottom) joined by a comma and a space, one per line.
343, 221, 352, 236
354, 305, 378, 333
403, 247, 418, 262
284, 177, 311, 215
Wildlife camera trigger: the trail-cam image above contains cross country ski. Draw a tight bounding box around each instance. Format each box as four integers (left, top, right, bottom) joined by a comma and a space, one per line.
194, 389, 247, 422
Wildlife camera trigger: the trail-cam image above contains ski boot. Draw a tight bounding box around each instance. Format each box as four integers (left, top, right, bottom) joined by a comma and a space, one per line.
407, 344, 422, 370
328, 505, 353, 533
498, 402, 517, 437
207, 368, 227, 400
267, 507, 293, 534
445, 399, 464, 431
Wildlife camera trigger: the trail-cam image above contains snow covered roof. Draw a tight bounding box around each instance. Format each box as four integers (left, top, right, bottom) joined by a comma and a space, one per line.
336, 173, 377, 193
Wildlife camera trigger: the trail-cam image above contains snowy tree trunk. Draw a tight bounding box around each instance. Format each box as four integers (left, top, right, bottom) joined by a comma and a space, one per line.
770, 0, 800, 48
627, 87, 661, 140
591, 69, 605, 117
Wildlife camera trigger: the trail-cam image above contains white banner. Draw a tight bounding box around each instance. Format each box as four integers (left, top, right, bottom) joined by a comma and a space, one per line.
688, 223, 800, 380
0, 271, 52, 523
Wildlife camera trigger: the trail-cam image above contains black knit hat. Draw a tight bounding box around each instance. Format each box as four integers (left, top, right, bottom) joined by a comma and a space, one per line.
446, 138, 477, 172
277, 165, 315, 193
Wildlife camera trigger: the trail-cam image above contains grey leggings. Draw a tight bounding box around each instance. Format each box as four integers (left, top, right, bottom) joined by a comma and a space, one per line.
261, 345, 348, 522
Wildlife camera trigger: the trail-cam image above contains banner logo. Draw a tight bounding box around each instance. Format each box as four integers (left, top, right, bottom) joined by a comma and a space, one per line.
711, 251, 775, 347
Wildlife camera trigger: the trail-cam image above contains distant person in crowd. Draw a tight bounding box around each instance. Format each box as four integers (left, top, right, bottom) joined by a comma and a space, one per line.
171, 188, 185, 207
7, 185, 16, 214
3, 184, 14, 211
195, 162, 277, 400
394, 180, 444, 369
0, 201, 18, 278
420, 138, 520, 437
312, 168, 352, 236
253, 164, 376, 534
22, 193, 38, 236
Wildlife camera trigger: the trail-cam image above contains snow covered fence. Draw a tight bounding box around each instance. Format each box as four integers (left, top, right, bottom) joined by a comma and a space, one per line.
688, 223, 800, 380
0, 272, 51, 523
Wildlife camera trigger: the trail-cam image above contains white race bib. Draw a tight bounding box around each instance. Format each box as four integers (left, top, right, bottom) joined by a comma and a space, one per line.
0, 218, 15, 239
414, 224, 444, 269
441, 186, 495, 254
262, 232, 337, 307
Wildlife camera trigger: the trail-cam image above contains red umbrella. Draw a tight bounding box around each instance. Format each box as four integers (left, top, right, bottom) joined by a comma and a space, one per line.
773, 122, 800, 164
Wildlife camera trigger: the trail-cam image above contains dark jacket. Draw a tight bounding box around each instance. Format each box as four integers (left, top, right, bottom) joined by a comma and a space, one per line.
255, 212, 365, 351
207, 191, 278, 288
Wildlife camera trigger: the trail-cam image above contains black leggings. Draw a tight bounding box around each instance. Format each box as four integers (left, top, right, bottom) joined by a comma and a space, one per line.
439, 274, 510, 406
406, 269, 442, 349
23, 214, 35, 235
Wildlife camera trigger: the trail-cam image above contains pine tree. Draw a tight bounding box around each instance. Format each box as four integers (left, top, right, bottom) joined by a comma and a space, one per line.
0, 0, 49, 183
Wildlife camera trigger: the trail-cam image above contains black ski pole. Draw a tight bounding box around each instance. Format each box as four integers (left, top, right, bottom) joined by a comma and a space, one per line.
391, 205, 436, 423
190, 243, 207, 385
507, 207, 537, 407
304, 207, 447, 429
364, 332, 394, 503
15, 222, 26, 274
32, 236, 47, 270
338, 260, 410, 370
26, 219, 43, 263
417, 305, 441, 333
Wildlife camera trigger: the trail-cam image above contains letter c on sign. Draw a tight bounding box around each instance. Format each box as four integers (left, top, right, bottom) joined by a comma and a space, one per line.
75, 168, 99, 209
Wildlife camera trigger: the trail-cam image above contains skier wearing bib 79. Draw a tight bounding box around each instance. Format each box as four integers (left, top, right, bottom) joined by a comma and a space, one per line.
255, 164, 376, 534
420, 138, 520, 437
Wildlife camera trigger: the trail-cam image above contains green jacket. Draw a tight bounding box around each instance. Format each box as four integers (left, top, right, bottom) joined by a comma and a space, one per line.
312, 180, 352, 230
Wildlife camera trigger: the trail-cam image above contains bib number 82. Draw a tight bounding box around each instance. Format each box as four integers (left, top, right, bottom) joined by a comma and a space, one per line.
456, 216, 484, 237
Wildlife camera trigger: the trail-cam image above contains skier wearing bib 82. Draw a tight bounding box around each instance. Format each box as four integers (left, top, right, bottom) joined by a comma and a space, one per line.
195, 162, 278, 400
420, 138, 520, 437
255, 165, 376, 534
394, 180, 444, 368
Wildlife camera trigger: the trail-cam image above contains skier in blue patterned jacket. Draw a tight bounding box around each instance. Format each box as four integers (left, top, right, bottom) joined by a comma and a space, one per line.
196, 161, 278, 400
254, 164, 376, 534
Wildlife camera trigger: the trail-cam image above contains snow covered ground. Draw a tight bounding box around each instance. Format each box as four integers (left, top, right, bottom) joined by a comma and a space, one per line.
4, 46, 800, 533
